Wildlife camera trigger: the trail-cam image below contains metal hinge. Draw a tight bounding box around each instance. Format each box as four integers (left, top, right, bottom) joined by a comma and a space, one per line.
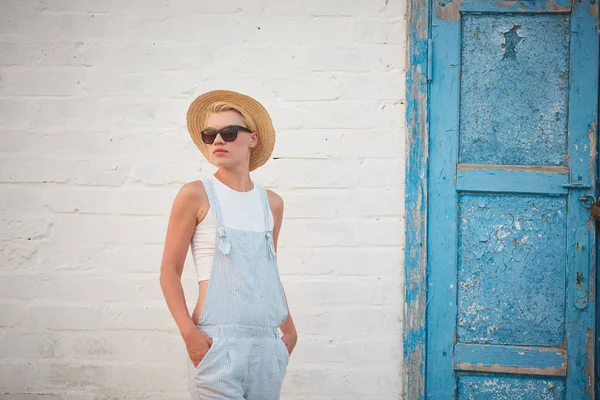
427, 39, 433, 82
561, 182, 592, 189
561, 175, 592, 189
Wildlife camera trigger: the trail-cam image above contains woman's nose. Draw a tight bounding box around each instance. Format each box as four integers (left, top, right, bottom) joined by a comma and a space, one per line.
213, 133, 226, 144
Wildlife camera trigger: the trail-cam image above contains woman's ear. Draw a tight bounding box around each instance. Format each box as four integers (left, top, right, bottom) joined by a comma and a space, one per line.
249, 131, 259, 149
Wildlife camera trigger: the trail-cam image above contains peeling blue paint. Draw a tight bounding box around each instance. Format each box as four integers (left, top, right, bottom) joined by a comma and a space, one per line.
461, 0, 571, 13
457, 167, 569, 195
458, 194, 567, 346
403, 0, 430, 394
455, 343, 567, 375
458, 375, 565, 399
459, 15, 570, 166
501, 26, 524, 60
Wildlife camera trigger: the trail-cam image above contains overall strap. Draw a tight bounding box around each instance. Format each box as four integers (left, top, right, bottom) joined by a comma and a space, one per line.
257, 185, 272, 232
202, 178, 224, 227
258, 185, 277, 258
202, 178, 231, 254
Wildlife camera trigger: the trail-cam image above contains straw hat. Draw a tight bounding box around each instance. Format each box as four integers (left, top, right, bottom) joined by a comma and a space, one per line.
186, 90, 275, 171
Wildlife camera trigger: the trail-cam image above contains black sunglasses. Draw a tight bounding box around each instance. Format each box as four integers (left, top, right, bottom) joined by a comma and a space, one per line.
200, 125, 253, 144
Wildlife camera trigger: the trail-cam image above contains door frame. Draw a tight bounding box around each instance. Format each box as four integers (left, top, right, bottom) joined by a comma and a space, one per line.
403, 0, 430, 397
402, 1, 600, 398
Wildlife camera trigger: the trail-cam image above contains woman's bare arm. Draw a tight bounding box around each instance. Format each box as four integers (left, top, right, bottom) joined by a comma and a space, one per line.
160, 182, 204, 336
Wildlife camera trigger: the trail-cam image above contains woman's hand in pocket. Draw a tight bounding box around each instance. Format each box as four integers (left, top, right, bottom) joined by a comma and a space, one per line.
281, 332, 297, 356
182, 327, 213, 368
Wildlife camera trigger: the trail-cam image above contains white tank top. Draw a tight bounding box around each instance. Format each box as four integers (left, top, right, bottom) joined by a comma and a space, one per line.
190, 175, 275, 282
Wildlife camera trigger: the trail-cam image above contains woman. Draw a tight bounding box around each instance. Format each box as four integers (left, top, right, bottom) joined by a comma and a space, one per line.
160, 90, 297, 399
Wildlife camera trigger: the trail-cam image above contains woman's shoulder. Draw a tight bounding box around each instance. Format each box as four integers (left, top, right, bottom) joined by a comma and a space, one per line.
173, 180, 210, 214
264, 187, 284, 217
179, 179, 209, 198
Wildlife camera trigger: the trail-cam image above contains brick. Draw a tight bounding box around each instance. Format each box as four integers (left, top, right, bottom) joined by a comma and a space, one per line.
382, 0, 410, 17
0, 12, 128, 43
252, 159, 355, 188
0, 275, 42, 299
264, 0, 388, 16
0, 42, 107, 67
41, 360, 110, 389
282, 364, 401, 397
0, 212, 52, 241
272, 130, 344, 159
273, 187, 403, 218
99, 304, 175, 331
340, 129, 404, 158
0, 242, 40, 272
57, 13, 128, 41
291, 305, 401, 337
110, 0, 266, 16
306, 45, 382, 72
35, 243, 171, 274
289, 333, 402, 364
307, 17, 405, 44
381, 43, 407, 71
105, 44, 209, 71
95, 391, 188, 400
45, 186, 177, 215
0, 361, 40, 391
271, 101, 380, 130
285, 278, 402, 306
0, 332, 49, 359
0, 302, 27, 327
355, 158, 405, 188
277, 247, 403, 277
0, 11, 62, 42
0, 389, 184, 400
34, 331, 185, 364
1, 0, 119, 14
120, 15, 307, 46
1, 69, 88, 96
336, 73, 406, 101
378, 100, 407, 129
0, 185, 48, 211
26, 304, 103, 331
26, 302, 182, 332
0, 130, 196, 160
49, 214, 166, 245
270, 76, 342, 102
191, 44, 308, 78
107, 362, 186, 391
0, 98, 182, 131
279, 217, 403, 247
0, 155, 128, 186
130, 157, 206, 186
1, 393, 94, 400
85, 71, 188, 97
37, 274, 163, 302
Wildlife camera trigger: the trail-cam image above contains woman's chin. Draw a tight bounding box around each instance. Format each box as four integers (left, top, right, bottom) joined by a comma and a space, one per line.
212, 158, 240, 170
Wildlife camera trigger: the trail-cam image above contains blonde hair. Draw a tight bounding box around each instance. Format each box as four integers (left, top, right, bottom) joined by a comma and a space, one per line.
206, 102, 257, 132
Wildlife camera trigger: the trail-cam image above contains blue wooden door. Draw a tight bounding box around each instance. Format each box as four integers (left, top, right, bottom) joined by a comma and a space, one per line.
426, 0, 599, 397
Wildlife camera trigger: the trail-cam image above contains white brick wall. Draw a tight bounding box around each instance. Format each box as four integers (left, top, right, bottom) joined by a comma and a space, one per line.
0, 1, 408, 398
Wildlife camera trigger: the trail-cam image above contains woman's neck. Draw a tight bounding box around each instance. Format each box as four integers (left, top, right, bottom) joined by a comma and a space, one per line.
213, 169, 254, 192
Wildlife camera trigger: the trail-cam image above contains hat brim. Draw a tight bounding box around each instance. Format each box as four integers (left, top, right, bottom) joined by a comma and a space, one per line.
186, 90, 275, 172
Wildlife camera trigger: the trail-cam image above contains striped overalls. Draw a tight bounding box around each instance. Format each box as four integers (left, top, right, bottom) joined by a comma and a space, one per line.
188, 178, 289, 400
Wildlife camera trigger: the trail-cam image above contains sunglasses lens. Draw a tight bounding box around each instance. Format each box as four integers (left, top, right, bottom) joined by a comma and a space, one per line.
201, 129, 217, 144
220, 126, 238, 142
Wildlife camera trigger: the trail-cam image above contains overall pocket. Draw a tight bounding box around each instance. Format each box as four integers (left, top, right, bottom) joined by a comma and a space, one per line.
276, 338, 290, 378
223, 239, 268, 303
